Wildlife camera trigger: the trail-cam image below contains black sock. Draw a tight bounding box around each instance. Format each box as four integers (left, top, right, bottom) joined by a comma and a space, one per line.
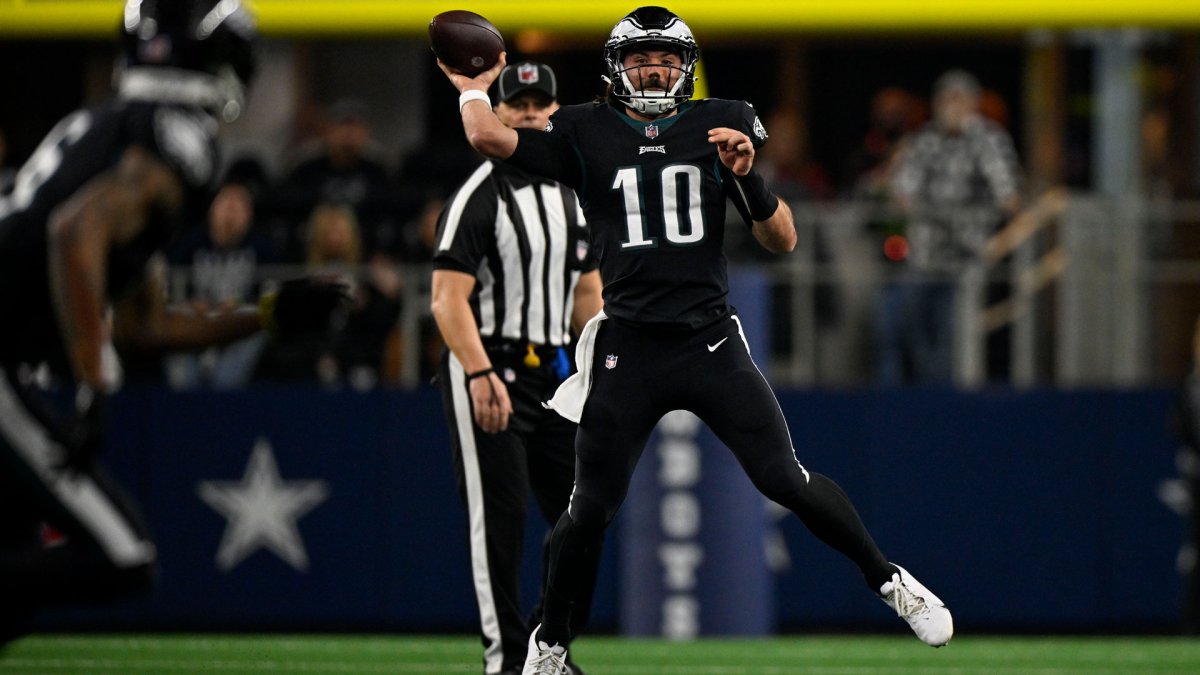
538, 587, 573, 647
780, 472, 895, 590
539, 509, 605, 647
873, 563, 901, 594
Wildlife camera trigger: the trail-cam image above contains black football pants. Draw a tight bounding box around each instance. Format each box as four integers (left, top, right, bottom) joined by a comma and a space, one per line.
538, 315, 893, 644
438, 347, 598, 674
0, 367, 155, 623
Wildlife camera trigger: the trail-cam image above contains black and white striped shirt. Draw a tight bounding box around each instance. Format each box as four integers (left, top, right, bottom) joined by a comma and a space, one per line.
890, 115, 1023, 271
433, 161, 596, 347
892, 115, 1022, 209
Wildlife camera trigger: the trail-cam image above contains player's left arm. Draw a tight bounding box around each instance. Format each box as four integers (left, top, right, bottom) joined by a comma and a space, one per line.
111, 255, 262, 353
47, 145, 183, 389
709, 126, 796, 254
750, 195, 796, 254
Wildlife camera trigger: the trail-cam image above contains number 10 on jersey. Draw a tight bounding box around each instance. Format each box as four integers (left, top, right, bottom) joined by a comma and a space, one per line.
614, 165, 707, 249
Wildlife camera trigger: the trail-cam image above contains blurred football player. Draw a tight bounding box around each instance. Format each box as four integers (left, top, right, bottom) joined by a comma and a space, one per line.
438, 7, 954, 673
0, 0, 345, 646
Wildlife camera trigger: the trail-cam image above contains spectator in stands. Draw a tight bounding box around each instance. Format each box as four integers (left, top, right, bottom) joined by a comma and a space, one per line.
845, 86, 925, 202
165, 159, 275, 389
745, 105, 838, 368
876, 69, 1023, 385
310, 203, 404, 388
757, 105, 834, 203
256, 202, 401, 388
271, 98, 395, 260
845, 86, 926, 271
392, 134, 484, 268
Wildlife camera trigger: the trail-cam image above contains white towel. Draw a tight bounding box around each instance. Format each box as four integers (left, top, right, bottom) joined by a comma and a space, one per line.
545, 310, 606, 423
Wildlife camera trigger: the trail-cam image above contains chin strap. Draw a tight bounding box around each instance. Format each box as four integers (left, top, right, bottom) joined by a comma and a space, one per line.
628, 93, 679, 116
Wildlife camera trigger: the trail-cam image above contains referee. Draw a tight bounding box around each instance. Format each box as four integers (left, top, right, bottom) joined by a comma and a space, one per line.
430, 61, 602, 675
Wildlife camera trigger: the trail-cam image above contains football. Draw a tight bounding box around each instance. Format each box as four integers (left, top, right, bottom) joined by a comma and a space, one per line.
428, 10, 505, 77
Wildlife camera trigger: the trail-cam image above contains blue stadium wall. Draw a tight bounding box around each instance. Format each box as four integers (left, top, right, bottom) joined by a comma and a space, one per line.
37, 383, 1186, 635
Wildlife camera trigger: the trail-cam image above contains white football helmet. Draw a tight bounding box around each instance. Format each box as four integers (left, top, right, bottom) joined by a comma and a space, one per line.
603, 6, 698, 116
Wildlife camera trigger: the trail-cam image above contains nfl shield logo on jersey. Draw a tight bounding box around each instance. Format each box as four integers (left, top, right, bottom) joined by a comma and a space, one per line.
605, 354, 618, 369
644, 124, 658, 139
576, 239, 589, 262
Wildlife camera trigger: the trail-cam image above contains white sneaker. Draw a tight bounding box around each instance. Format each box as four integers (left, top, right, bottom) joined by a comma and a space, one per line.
879, 564, 954, 647
521, 625, 569, 675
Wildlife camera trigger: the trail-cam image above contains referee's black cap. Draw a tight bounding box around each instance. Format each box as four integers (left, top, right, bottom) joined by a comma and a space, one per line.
497, 61, 557, 103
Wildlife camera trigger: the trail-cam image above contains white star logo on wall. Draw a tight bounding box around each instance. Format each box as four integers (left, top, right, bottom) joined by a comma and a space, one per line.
197, 438, 329, 572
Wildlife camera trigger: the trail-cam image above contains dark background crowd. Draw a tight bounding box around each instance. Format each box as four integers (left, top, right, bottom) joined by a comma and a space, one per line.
1, 31, 1197, 390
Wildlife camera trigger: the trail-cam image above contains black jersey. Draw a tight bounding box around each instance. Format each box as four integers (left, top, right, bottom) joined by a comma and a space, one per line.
434, 160, 596, 347
0, 100, 219, 371
507, 98, 767, 330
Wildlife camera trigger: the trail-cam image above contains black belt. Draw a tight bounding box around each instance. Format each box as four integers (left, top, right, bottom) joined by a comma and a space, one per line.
481, 338, 571, 376
481, 338, 562, 356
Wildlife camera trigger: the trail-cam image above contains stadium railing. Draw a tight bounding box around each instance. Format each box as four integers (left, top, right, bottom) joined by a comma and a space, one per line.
166, 194, 1200, 389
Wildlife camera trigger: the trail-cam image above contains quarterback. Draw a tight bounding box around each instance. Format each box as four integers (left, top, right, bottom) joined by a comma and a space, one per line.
438, 7, 955, 673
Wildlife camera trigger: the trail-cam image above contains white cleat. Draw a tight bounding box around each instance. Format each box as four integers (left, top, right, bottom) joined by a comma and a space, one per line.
521, 624, 569, 675
880, 564, 954, 647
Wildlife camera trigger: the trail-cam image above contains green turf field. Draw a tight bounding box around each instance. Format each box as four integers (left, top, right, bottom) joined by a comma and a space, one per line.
3, 634, 1200, 674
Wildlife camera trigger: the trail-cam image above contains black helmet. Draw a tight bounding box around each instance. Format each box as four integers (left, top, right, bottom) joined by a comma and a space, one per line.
603, 6, 699, 116
118, 0, 258, 121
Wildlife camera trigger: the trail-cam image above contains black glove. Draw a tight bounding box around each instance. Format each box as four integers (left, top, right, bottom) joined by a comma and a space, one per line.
2, 366, 105, 474
259, 277, 352, 338
59, 385, 106, 473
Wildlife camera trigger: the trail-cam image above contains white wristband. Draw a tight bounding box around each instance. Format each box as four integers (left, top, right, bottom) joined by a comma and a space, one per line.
458, 90, 491, 112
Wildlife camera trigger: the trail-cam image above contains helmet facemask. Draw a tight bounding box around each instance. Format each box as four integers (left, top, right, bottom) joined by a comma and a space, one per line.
603, 7, 698, 117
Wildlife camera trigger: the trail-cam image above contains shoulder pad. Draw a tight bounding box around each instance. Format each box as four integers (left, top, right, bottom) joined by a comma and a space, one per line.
153, 107, 218, 188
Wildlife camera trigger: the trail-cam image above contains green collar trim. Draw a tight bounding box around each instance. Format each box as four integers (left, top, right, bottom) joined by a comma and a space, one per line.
614, 100, 695, 136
